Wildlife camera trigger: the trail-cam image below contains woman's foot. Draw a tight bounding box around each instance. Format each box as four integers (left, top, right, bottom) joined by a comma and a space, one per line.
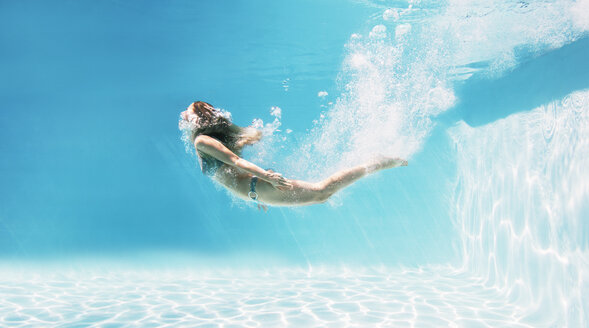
366, 156, 408, 172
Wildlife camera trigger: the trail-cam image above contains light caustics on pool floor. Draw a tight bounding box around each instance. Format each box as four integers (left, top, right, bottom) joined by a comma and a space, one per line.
1, 267, 534, 328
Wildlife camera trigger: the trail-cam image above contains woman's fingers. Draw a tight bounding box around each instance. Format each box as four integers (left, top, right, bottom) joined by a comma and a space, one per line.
268, 172, 293, 190
270, 172, 283, 180
269, 170, 293, 190
277, 180, 293, 190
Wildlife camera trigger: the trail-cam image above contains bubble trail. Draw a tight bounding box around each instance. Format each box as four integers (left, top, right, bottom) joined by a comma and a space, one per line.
290, 0, 589, 180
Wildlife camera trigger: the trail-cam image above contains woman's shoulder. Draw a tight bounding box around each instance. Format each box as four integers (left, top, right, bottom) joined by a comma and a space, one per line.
194, 134, 221, 150
194, 134, 215, 144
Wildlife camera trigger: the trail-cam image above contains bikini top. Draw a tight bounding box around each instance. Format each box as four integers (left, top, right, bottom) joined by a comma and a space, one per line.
197, 151, 225, 176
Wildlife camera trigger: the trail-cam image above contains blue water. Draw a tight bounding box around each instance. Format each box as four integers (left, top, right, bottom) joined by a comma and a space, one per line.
1, 0, 588, 326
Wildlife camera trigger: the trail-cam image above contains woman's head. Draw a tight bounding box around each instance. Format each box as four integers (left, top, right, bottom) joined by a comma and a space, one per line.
180, 101, 231, 136
181, 101, 230, 128
179, 101, 262, 154
179, 101, 236, 149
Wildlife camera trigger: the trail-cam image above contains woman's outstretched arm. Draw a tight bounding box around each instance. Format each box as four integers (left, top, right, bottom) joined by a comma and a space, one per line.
194, 135, 292, 190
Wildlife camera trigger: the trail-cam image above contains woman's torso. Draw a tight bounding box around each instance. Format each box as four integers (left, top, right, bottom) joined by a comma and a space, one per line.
197, 151, 252, 201
196, 137, 314, 206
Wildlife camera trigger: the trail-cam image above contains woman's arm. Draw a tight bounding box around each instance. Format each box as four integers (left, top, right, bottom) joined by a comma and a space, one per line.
195, 135, 291, 189
228, 124, 262, 149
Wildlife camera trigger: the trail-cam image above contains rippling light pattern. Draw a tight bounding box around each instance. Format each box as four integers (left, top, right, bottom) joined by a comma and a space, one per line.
2, 1, 588, 327
1, 266, 540, 327
449, 90, 589, 327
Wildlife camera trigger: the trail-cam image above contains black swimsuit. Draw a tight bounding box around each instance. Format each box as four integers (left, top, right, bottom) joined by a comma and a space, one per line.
198, 151, 224, 176
196, 138, 266, 203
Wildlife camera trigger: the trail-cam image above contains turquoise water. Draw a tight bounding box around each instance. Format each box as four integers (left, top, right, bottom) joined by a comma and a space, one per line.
1, 0, 588, 326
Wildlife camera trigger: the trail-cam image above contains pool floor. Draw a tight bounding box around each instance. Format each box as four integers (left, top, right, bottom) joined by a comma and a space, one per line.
1, 266, 533, 327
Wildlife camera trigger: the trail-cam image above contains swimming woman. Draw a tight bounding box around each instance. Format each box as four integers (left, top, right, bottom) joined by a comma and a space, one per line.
180, 101, 407, 208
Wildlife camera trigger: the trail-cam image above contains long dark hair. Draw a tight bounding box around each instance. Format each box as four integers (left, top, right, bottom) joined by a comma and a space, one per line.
180, 101, 261, 155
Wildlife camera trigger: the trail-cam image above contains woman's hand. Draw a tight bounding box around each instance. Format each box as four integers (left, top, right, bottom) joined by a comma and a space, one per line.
266, 171, 292, 190
235, 128, 262, 148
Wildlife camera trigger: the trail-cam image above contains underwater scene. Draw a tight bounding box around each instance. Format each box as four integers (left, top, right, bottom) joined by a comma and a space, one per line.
1, 0, 588, 327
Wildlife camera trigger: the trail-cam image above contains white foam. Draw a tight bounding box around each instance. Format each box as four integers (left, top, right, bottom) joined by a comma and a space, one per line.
270, 106, 282, 119
289, 0, 589, 180
571, 0, 589, 31
383, 8, 399, 21
245, 107, 288, 165
369, 24, 387, 39
394, 23, 411, 39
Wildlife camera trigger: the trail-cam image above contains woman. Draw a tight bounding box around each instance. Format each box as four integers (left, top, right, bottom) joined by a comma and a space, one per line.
180, 101, 407, 209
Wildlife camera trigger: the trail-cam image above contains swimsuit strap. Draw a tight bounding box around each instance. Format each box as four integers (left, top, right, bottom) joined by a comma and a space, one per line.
248, 168, 273, 202
248, 176, 259, 200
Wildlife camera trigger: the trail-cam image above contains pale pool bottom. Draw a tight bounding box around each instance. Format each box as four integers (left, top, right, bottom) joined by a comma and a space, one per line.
1, 266, 533, 328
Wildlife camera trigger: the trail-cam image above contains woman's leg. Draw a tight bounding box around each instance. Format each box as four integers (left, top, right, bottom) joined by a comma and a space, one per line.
256, 157, 407, 206
313, 157, 407, 201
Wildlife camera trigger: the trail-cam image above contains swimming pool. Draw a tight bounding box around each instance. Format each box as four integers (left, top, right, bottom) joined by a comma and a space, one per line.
1, 0, 588, 326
